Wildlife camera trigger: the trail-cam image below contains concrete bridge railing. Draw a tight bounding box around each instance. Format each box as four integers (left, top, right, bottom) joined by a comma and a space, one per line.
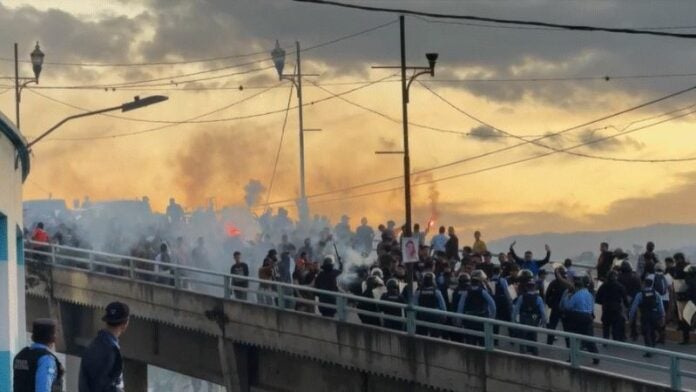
23, 241, 696, 391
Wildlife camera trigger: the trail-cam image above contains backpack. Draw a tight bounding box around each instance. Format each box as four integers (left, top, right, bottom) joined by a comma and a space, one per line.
640, 289, 660, 317
653, 274, 668, 296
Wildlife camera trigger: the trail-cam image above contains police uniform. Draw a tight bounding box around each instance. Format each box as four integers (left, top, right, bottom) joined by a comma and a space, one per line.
414, 284, 446, 337
13, 319, 64, 392
560, 287, 600, 363
513, 289, 546, 356
457, 284, 496, 346
629, 286, 665, 354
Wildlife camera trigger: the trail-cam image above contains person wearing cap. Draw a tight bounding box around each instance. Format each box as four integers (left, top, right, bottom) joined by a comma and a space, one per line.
79, 302, 130, 392
560, 272, 600, 364
512, 280, 546, 355
629, 277, 665, 357
457, 272, 496, 346
13, 319, 64, 392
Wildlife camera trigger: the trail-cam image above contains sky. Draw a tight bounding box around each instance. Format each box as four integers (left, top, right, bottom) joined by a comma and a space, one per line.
1, 0, 696, 240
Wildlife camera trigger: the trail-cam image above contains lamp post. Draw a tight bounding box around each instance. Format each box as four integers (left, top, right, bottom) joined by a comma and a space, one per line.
373, 15, 438, 304
27, 95, 169, 148
271, 41, 318, 224
15, 42, 45, 131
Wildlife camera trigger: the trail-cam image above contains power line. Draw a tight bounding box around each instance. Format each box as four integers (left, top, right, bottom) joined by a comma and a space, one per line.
264, 73, 295, 210
259, 85, 696, 206
46, 73, 397, 141
2, 19, 398, 68
293, 0, 696, 39
261, 107, 696, 209
420, 81, 696, 163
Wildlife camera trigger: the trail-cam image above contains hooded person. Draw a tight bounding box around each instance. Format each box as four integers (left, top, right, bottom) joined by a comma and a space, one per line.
314, 256, 343, 318
545, 265, 572, 345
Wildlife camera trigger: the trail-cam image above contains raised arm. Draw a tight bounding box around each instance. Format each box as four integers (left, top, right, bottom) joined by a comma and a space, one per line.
539, 244, 551, 267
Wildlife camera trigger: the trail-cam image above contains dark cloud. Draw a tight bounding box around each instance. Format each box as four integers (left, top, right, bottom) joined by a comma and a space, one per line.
576, 128, 645, 151
467, 125, 503, 142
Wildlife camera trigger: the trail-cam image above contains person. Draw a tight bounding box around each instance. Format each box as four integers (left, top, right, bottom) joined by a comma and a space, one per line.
31, 222, 51, 263
457, 272, 496, 346
191, 237, 209, 269
314, 257, 343, 318
650, 263, 672, 344
414, 272, 447, 337
79, 302, 129, 391
545, 265, 572, 345
512, 280, 546, 355
380, 279, 406, 330
560, 272, 599, 365
637, 241, 659, 279
430, 226, 448, 255
298, 238, 314, 263
675, 257, 692, 344
629, 277, 665, 357
230, 251, 249, 300
257, 258, 276, 306
596, 242, 614, 282
563, 258, 576, 280
334, 215, 352, 243
154, 242, 174, 286
472, 230, 487, 255
489, 265, 513, 340
617, 260, 642, 341
13, 319, 64, 392
295, 261, 319, 314
165, 197, 185, 224
357, 275, 384, 326
355, 218, 375, 255
412, 223, 428, 249
595, 270, 629, 342
509, 241, 551, 277
445, 227, 460, 262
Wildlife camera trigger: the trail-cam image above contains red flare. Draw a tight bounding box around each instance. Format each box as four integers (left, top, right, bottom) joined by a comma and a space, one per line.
224, 223, 242, 237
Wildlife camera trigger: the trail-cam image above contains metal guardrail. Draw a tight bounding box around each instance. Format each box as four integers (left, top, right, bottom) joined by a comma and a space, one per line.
23, 240, 696, 391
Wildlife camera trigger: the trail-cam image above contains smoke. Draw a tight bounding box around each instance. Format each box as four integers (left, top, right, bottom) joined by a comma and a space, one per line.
429, 182, 440, 226
244, 180, 266, 207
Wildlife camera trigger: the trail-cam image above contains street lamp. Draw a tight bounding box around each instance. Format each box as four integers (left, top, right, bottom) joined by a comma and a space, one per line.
372, 15, 439, 304
0, 42, 46, 131
27, 95, 169, 148
30, 42, 45, 81
270, 40, 318, 224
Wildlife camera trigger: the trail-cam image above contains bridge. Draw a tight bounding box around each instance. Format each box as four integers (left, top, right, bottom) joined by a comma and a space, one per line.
23, 241, 696, 392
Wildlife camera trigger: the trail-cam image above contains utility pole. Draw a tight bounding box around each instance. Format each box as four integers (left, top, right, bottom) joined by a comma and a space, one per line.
372, 16, 439, 304
14, 43, 20, 130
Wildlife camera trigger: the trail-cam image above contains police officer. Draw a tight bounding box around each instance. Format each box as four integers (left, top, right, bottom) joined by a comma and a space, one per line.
490, 265, 513, 342
595, 270, 629, 342
449, 273, 471, 342
545, 265, 571, 345
380, 279, 406, 331
629, 277, 665, 357
560, 272, 600, 365
457, 271, 496, 346
512, 280, 546, 355
414, 272, 447, 337
617, 261, 642, 341
79, 302, 130, 392
13, 319, 64, 392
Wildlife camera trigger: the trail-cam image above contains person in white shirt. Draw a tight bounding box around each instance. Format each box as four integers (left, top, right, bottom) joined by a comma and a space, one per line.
430, 226, 448, 255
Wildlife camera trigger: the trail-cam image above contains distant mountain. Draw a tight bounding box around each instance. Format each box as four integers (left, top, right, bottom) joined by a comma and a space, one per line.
488, 223, 696, 262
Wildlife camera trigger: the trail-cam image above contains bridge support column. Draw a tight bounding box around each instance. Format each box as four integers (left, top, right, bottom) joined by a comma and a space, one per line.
123, 358, 148, 392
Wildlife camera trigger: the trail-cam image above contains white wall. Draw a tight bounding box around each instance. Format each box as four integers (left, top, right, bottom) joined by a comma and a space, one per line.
0, 128, 26, 391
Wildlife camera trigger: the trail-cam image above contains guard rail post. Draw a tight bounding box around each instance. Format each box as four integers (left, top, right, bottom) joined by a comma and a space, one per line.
670, 356, 681, 391
406, 306, 416, 336
569, 336, 580, 368
224, 276, 232, 300
277, 284, 286, 309
484, 322, 494, 352
129, 258, 136, 280
336, 296, 347, 322
174, 267, 182, 290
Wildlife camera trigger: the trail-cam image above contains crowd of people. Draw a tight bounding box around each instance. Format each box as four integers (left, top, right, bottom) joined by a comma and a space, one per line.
25, 198, 696, 368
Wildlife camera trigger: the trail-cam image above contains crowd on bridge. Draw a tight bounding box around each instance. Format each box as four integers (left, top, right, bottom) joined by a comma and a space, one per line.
22, 199, 696, 392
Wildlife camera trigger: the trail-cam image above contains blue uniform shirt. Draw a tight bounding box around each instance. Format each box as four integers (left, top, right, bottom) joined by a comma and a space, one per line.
491, 275, 513, 308
32, 343, 58, 392
629, 290, 665, 321
560, 288, 594, 314
512, 293, 547, 325
413, 288, 447, 311
456, 286, 497, 318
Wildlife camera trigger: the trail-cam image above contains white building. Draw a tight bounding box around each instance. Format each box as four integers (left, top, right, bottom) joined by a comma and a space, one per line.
0, 110, 30, 391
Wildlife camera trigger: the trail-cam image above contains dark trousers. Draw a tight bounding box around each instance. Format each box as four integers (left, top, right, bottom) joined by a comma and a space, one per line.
602, 316, 626, 342
494, 306, 511, 345
630, 317, 639, 340
564, 311, 599, 355
233, 284, 248, 300
657, 301, 668, 343
679, 319, 691, 343
642, 315, 660, 348
519, 330, 539, 355
547, 308, 564, 344
416, 314, 442, 338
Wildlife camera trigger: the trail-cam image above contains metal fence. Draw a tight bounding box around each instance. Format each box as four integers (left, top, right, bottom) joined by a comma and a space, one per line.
23, 240, 696, 391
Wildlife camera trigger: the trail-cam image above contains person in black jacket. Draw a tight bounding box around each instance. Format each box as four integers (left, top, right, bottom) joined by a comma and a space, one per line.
595, 271, 630, 342
617, 261, 642, 341
314, 257, 343, 317
545, 265, 572, 345
596, 242, 614, 282
79, 302, 130, 392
